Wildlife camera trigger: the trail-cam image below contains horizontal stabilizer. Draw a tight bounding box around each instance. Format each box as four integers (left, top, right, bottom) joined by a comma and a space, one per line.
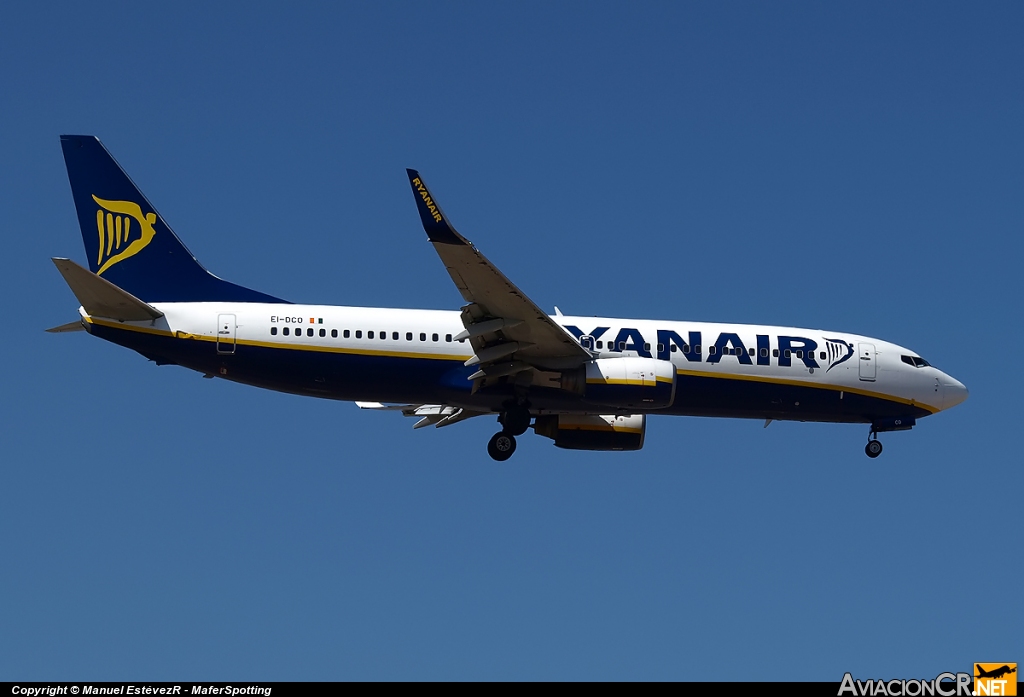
45, 320, 86, 333
52, 257, 163, 322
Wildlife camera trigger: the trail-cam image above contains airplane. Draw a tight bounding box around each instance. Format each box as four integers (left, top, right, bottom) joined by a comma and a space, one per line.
976, 666, 1016, 680
49, 135, 968, 461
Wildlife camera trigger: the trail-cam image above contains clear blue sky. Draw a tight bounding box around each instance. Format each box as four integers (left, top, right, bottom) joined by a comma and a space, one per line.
1, 2, 1020, 680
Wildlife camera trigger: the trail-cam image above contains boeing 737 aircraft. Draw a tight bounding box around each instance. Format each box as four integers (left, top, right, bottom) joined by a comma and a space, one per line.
50, 135, 968, 460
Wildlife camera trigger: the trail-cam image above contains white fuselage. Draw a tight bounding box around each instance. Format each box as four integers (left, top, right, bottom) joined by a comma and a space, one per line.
81, 302, 968, 420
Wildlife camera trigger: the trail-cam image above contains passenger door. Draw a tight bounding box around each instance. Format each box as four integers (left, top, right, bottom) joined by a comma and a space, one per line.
217, 314, 236, 354
858, 342, 876, 381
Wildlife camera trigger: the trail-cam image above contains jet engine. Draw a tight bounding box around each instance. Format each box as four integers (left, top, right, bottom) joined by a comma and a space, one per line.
561, 357, 676, 409
534, 413, 646, 451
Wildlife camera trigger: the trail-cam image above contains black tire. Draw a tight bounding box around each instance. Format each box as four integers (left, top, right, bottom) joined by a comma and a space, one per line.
500, 407, 531, 436
865, 440, 883, 458
487, 432, 517, 461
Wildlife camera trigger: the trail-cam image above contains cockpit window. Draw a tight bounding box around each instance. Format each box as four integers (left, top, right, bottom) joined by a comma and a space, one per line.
901, 355, 931, 368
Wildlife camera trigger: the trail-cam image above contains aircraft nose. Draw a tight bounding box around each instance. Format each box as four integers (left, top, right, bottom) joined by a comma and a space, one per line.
942, 374, 969, 410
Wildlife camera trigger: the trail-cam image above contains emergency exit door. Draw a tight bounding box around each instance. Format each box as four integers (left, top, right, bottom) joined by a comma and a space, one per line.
217, 314, 236, 354
858, 343, 876, 381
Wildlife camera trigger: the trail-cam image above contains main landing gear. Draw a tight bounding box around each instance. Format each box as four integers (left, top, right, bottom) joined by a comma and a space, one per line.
487, 405, 531, 461
487, 432, 517, 461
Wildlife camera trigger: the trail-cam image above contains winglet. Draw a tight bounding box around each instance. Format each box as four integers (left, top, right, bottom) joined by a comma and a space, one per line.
406, 169, 469, 246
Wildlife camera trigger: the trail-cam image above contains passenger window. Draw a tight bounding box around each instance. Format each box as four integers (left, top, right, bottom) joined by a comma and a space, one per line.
393, 332, 399, 340
596, 341, 603, 349
796, 350, 803, 358
380, 332, 386, 341
432, 333, 439, 341
694, 345, 701, 354
406, 332, 413, 341
420, 333, 426, 341
773, 349, 779, 357
618, 341, 626, 350
283, 327, 290, 336
344, 330, 350, 338
670, 344, 676, 353
271, 327, 278, 336
446, 334, 452, 342
331, 329, 338, 338
760, 348, 768, 358
784, 349, 791, 358
657, 343, 665, 353
355, 330, 362, 339
682, 344, 689, 352
319, 328, 326, 337
749, 348, 755, 356
368, 331, 374, 339
644, 343, 651, 351
820, 351, 826, 360
709, 346, 717, 355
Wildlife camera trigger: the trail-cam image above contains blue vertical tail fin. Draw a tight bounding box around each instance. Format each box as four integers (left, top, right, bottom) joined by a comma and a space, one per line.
60, 135, 286, 303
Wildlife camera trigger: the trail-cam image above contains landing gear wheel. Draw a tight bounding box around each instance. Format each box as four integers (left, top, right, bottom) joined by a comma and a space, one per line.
499, 406, 531, 437
865, 440, 883, 458
487, 432, 517, 461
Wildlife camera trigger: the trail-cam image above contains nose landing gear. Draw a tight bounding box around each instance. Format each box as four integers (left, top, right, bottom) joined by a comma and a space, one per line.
865, 417, 915, 457
865, 425, 884, 458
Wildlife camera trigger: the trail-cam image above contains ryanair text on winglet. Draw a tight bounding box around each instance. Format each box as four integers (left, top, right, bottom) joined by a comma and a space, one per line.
411, 178, 444, 223
838, 672, 972, 697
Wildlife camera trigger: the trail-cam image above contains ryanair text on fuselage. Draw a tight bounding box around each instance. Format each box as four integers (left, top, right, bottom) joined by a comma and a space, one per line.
565, 324, 855, 372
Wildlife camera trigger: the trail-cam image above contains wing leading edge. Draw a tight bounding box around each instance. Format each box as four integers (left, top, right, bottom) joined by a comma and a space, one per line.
406, 170, 590, 376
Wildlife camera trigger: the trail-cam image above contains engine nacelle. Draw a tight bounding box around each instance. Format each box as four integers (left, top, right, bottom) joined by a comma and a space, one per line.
534, 414, 646, 451
562, 357, 677, 409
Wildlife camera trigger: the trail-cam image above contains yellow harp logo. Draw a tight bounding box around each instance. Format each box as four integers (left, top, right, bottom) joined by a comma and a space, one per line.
92, 195, 157, 275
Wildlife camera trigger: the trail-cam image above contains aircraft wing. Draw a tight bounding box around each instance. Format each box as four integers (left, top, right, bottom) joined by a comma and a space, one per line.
406, 170, 590, 374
